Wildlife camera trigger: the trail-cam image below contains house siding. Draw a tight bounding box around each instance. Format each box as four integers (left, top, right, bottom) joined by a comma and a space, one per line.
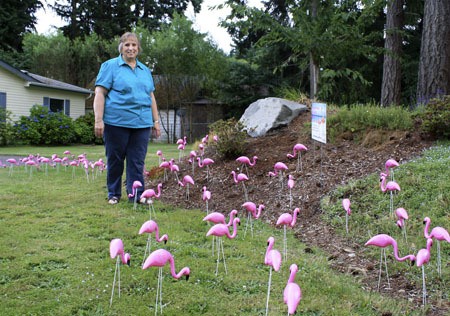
0, 67, 88, 121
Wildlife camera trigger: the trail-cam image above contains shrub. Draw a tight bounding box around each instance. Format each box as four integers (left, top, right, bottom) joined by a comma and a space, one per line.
14, 105, 75, 145
418, 95, 450, 139
0, 108, 16, 146
208, 118, 247, 159
73, 112, 103, 144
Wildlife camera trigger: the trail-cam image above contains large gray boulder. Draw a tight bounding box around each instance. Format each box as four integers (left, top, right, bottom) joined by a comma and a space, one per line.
239, 97, 308, 137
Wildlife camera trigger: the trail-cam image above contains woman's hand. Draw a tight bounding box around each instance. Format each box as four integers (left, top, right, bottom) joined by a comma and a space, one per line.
152, 122, 161, 138
94, 119, 104, 138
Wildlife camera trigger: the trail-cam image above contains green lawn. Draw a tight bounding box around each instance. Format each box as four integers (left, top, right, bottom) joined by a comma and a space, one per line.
0, 143, 448, 315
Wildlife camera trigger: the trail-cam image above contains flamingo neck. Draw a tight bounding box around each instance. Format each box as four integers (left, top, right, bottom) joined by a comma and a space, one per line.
229, 220, 238, 238
380, 174, 387, 192
423, 218, 431, 239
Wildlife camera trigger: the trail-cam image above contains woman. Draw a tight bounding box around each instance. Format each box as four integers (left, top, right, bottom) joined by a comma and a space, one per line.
94, 32, 161, 205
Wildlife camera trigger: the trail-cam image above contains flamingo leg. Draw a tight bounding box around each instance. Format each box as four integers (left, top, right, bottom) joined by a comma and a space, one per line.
383, 249, 390, 289
377, 249, 383, 291
110, 256, 120, 307
215, 237, 221, 276
283, 225, 287, 261
265, 266, 272, 316
133, 194, 138, 210
389, 191, 394, 217
142, 236, 152, 267
345, 214, 349, 235
296, 154, 300, 172
437, 240, 441, 277
244, 212, 251, 238
422, 265, 427, 307
220, 238, 227, 275
242, 183, 248, 202
289, 188, 292, 209
148, 202, 156, 220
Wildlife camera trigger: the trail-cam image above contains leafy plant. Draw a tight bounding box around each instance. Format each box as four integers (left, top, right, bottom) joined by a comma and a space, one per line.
0, 108, 16, 146
73, 112, 103, 145
208, 118, 247, 159
14, 105, 76, 145
417, 95, 450, 139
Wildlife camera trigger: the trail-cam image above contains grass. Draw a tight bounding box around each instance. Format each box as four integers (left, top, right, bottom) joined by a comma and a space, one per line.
321, 142, 450, 309
0, 143, 447, 315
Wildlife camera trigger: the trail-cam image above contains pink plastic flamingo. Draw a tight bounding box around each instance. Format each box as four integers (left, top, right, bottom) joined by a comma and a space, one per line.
156, 150, 164, 165
109, 238, 130, 306
202, 186, 212, 214
197, 157, 214, 181
365, 234, 415, 290
342, 198, 351, 234
284, 263, 302, 315
287, 143, 308, 172
276, 208, 300, 261
203, 210, 238, 255
140, 183, 163, 219
142, 249, 190, 315
265, 236, 282, 316
236, 155, 258, 176
423, 217, 449, 276
188, 150, 197, 175
416, 238, 433, 307
380, 172, 401, 217
242, 201, 264, 238
138, 220, 168, 266
268, 162, 289, 191
159, 159, 171, 182
6, 158, 18, 176
385, 158, 399, 181
395, 207, 409, 243
178, 175, 195, 200
287, 175, 295, 208
128, 180, 143, 209
231, 170, 249, 201
206, 217, 240, 275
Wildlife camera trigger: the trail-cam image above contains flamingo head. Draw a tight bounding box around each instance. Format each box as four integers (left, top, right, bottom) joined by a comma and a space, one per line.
124, 253, 131, 266
423, 217, 430, 225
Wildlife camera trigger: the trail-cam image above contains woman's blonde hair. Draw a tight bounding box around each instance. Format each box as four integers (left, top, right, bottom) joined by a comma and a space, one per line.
118, 32, 141, 54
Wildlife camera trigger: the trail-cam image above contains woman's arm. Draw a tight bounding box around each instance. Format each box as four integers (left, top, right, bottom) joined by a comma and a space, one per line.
151, 92, 161, 138
93, 86, 108, 138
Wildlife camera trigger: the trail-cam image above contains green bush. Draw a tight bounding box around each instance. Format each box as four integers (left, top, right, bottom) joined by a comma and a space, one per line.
14, 105, 75, 145
0, 108, 16, 146
73, 112, 103, 144
418, 95, 450, 139
208, 118, 247, 159
328, 103, 414, 141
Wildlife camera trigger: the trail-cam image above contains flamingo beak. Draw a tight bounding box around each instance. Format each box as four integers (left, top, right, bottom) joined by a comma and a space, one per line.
410, 259, 415, 266
126, 260, 131, 266
185, 274, 190, 281
164, 240, 167, 245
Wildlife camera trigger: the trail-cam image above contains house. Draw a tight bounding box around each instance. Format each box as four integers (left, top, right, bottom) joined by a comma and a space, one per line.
0, 59, 93, 121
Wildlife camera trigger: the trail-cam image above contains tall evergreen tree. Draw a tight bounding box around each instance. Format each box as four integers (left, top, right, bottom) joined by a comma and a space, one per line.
0, 0, 43, 51
416, 0, 450, 103
51, 0, 202, 40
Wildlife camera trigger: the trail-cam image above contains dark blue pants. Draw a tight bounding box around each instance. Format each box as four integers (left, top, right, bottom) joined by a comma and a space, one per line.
103, 124, 150, 201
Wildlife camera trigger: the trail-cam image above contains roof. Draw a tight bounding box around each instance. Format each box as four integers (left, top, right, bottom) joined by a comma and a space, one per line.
0, 59, 93, 95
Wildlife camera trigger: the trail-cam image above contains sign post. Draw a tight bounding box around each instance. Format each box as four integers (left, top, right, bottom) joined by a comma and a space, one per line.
311, 102, 327, 186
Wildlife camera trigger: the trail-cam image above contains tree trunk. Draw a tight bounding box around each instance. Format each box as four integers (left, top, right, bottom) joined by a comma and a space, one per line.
381, 0, 404, 107
309, 0, 319, 100
416, 0, 450, 104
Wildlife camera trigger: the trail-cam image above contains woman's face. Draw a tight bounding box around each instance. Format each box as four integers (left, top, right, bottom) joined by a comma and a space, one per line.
121, 37, 139, 61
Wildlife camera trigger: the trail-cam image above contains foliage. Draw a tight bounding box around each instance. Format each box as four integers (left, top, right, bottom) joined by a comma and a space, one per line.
0, 108, 16, 146
328, 103, 414, 142
417, 95, 450, 139
73, 112, 103, 145
51, 0, 202, 40
0, 144, 427, 315
208, 118, 247, 159
22, 32, 116, 87
14, 105, 75, 145
321, 144, 449, 297
0, 0, 42, 51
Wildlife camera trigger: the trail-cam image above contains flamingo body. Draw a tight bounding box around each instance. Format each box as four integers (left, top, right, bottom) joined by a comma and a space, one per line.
206, 218, 240, 239
138, 220, 168, 243
265, 237, 282, 271
342, 199, 351, 215
365, 234, 415, 262
284, 264, 302, 315
203, 210, 238, 226
276, 208, 300, 228
143, 249, 190, 280
242, 202, 264, 219
110, 239, 131, 265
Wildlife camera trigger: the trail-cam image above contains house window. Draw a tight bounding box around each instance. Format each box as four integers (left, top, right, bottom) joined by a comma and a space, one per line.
0, 92, 6, 109
43, 97, 70, 116
50, 98, 64, 113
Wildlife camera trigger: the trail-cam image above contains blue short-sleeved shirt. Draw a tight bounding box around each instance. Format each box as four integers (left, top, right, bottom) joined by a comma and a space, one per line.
95, 55, 155, 128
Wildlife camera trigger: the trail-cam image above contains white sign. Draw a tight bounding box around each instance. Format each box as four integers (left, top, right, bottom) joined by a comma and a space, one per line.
311, 102, 327, 143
